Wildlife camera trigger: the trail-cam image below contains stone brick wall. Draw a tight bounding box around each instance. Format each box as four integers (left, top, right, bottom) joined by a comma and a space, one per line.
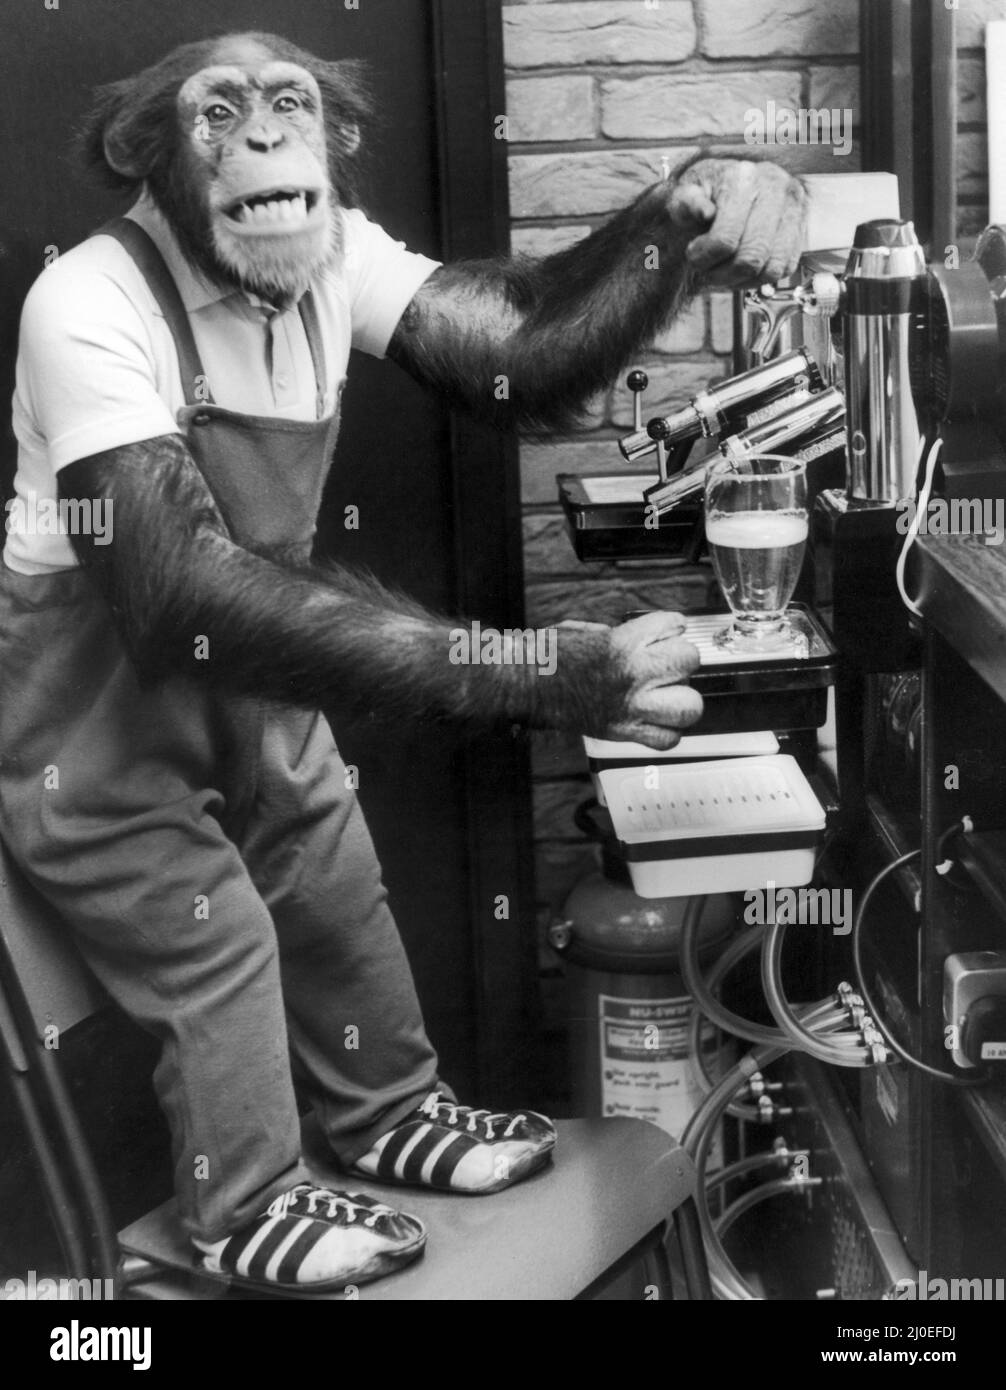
958, 0, 1006, 237
501, 0, 862, 991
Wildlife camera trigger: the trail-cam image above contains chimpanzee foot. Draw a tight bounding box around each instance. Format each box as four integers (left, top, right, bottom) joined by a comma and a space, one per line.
349, 1092, 557, 1194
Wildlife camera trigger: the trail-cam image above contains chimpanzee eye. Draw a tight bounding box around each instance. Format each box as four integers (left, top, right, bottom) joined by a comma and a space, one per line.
274, 94, 302, 115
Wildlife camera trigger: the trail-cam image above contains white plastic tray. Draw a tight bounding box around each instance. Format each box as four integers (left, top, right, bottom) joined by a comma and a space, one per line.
599, 754, 825, 897
585, 731, 781, 808
584, 731, 780, 762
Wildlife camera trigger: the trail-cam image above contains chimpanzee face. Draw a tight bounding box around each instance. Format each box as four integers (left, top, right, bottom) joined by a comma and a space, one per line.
178, 55, 335, 304
85, 33, 370, 308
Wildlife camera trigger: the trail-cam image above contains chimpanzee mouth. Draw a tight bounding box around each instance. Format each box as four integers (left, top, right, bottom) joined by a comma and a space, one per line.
223, 188, 323, 231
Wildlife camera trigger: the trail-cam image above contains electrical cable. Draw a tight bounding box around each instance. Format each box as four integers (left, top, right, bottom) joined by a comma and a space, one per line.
850, 838, 991, 1087
895, 436, 942, 619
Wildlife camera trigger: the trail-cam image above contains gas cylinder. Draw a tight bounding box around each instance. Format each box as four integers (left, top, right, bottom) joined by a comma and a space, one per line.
550, 861, 736, 1146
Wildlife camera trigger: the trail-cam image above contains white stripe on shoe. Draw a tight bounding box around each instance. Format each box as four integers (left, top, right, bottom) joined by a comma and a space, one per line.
419, 1130, 462, 1185
234, 1215, 284, 1278
263, 1217, 316, 1285
392, 1122, 432, 1180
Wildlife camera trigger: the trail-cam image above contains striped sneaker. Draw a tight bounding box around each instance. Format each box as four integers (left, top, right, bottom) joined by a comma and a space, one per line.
192, 1185, 426, 1293
350, 1092, 557, 1194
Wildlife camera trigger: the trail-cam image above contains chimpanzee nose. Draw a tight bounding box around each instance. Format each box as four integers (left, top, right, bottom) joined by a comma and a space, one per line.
246, 124, 284, 152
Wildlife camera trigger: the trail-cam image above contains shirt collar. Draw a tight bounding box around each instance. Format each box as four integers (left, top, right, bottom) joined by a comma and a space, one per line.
125, 192, 285, 315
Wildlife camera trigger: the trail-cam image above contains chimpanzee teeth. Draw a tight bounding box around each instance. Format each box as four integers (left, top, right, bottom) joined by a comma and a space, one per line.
230, 193, 309, 227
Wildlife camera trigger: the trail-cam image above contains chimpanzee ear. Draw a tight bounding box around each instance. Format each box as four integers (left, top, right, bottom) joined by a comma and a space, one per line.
314, 59, 372, 148
103, 110, 149, 180
80, 74, 176, 188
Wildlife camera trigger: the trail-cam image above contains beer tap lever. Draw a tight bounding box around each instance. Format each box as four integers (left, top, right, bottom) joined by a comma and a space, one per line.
649, 416, 671, 484
743, 284, 805, 361
626, 369, 649, 434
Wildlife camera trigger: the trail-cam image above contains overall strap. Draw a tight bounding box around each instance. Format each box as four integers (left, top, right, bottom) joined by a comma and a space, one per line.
296, 289, 328, 420
96, 218, 211, 406
98, 217, 330, 419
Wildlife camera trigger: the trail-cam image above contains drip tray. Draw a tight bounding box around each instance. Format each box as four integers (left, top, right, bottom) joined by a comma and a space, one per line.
599, 754, 826, 897
684, 609, 831, 666
557, 472, 704, 560
674, 606, 837, 735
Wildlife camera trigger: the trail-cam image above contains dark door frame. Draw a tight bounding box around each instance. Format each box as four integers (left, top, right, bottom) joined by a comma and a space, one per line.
429, 0, 539, 1104
860, 0, 957, 251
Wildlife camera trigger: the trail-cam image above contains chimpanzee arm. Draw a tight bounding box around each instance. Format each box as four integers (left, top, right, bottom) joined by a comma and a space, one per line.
387, 157, 807, 434
58, 438, 702, 746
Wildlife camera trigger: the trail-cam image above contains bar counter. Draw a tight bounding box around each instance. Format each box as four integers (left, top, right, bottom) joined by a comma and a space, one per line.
917, 533, 1006, 702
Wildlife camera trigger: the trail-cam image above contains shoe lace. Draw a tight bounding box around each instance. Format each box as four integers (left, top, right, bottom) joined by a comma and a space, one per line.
267, 1185, 397, 1229
419, 1092, 528, 1140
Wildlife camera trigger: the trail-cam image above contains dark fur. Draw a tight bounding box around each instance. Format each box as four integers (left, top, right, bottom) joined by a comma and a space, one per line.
388, 180, 699, 437
59, 444, 633, 736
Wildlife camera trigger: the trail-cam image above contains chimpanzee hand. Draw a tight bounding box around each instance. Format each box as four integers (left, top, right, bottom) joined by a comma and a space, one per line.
561, 612, 702, 750
667, 157, 808, 289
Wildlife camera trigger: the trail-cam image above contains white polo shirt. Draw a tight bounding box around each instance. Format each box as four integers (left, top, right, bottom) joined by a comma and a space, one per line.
6, 193, 440, 574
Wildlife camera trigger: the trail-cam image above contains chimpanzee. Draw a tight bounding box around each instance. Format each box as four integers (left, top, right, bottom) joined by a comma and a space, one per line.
0, 30, 806, 1292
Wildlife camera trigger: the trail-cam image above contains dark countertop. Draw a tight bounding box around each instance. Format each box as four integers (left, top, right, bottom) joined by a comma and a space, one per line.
916, 534, 1006, 701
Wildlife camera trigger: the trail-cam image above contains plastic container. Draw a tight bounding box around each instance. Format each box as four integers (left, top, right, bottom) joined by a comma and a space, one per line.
599, 754, 826, 897
583, 730, 780, 807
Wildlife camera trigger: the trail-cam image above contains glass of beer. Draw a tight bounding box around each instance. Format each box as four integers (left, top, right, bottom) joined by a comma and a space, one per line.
704, 456, 808, 653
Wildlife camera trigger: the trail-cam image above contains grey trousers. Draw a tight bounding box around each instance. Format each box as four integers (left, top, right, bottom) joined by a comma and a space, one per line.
0, 563, 440, 1240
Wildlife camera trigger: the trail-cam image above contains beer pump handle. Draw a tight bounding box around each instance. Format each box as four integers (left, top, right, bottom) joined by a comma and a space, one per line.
743, 285, 804, 361
627, 369, 649, 434
648, 415, 672, 484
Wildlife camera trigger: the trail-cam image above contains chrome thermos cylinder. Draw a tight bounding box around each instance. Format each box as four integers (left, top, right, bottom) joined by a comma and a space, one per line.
843, 219, 927, 504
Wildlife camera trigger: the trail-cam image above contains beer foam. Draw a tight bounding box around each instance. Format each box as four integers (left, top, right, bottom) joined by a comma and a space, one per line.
705, 511, 809, 548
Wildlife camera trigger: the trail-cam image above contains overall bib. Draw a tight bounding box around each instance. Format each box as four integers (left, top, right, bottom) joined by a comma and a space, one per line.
0, 221, 440, 1240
